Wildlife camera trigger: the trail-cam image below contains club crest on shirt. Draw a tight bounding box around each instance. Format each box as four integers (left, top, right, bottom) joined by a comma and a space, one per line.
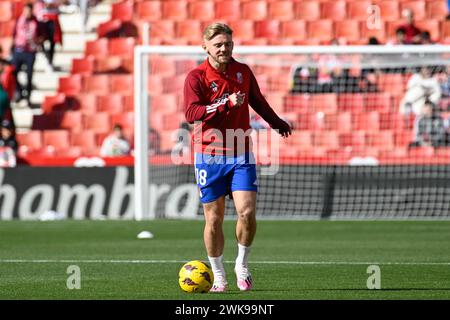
236, 72, 243, 84
210, 81, 218, 93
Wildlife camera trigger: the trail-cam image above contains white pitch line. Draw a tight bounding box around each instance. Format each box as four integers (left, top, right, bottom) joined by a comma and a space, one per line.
0, 259, 449, 266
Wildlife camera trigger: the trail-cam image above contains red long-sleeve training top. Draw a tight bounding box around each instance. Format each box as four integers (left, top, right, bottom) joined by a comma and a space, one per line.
184, 58, 283, 155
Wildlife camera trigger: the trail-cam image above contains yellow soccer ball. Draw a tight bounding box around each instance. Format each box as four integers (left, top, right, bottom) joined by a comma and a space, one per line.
178, 260, 214, 293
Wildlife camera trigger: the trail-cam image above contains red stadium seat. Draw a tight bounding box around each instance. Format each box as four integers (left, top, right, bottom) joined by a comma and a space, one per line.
97, 95, 124, 114
339, 131, 366, 148
313, 131, 340, 149
43, 130, 70, 151
71, 131, 96, 150
59, 111, 83, 132
42, 93, 67, 114
365, 131, 395, 150
85, 38, 109, 58
123, 95, 134, 112
189, 0, 215, 21
176, 20, 203, 43
283, 94, 310, 113
354, 111, 381, 131
58, 75, 82, 96
83, 75, 110, 95
401, 1, 426, 21
321, 1, 347, 21
268, 1, 294, 21
0, 2, 12, 22
376, 73, 405, 97
97, 19, 122, 38
149, 21, 176, 41
280, 21, 306, 42
162, 74, 186, 94
16, 131, 43, 152
111, 1, 133, 22
360, 21, 387, 44
310, 93, 338, 113
254, 20, 280, 39
110, 75, 133, 95
215, 0, 241, 21
442, 21, 450, 40
294, 1, 320, 21
12, 1, 24, 19
307, 20, 334, 43
56, 146, 82, 158
71, 57, 94, 75
415, 20, 440, 42
408, 146, 435, 158
0, 21, 15, 37
337, 93, 364, 113
242, 1, 268, 21
335, 20, 361, 43
162, 1, 188, 21
77, 93, 97, 115
136, 1, 162, 21
347, 0, 373, 21
108, 37, 135, 57
149, 56, 177, 76
427, 1, 448, 20
378, 1, 400, 22
229, 21, 254, 41
150, 94, 178, 114
111, 112, 134, 131
83, 113, 112, 134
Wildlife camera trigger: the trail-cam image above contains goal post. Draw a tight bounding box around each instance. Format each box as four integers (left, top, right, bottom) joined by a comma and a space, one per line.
134, 45, 450, 221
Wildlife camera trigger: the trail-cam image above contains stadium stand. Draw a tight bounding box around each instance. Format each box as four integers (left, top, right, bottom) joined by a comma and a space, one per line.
0, 0, 448, 165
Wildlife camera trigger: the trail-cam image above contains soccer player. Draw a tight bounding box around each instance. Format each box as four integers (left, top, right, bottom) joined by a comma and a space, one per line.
183, 23, 292, 292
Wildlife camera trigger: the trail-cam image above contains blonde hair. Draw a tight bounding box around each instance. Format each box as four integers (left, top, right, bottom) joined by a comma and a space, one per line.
203, 23, 233, 41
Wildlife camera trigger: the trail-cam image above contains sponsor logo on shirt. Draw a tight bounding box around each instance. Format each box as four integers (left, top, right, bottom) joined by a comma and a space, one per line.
210, 81, 218, 93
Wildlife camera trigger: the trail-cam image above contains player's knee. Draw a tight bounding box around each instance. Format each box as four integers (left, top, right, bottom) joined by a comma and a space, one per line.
237, 207, 255, 222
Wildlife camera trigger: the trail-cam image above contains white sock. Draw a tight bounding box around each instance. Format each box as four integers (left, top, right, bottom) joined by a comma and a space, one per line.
208, 255, 226, 282
235, 243, 251, 269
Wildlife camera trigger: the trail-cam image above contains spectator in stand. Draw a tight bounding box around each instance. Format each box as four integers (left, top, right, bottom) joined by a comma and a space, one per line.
397, 8, 422, 44
419, 31, 434, 45
0, 47, 16, 102
368, 37, 381, 45
172, 121, 192, 159
11, 3, 43, 105
0, 120, 18, 167
149, 127, 161, 155
100, 124, 130, 157
35, 0, 63, 71
399, 66, 442, 117
409, 100, 446, 148
388, 28, 408, 45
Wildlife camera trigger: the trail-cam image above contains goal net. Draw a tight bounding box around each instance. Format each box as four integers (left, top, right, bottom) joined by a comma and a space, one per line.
134, 45, 450, 220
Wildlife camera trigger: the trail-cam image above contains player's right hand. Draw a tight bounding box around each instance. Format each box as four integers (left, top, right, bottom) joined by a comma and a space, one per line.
229, 91, 245, 108
273, 119, 292, 138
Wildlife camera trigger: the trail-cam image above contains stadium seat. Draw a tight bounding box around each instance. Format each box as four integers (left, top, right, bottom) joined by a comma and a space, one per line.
56, 146, 82, 158
415, 20, 440, 41
83, 113, 112, 134
284, 94, 310, 113
360, 21, 387, 43
378, 1, 400, 21
215, 0, 241, 21
254, 20, 280, 39
408, 146, 435, 158
148, 74, 164, 96
364, 92, 393, 113
110, 75, 133, 94
85, 38, 109, 58
427, 1, 448, 20
16, 131, 43, 152
176, 20, 203, 43
58, 75, 82, 96
0, 2, 12, 22
294, 1, 320, 21
149, 20, 176, 40
162, 113, 185, 131
354, 111, 381, 131
71, 131, 96, 150
313, 131, 340, 149
347, 0, 373, 21
149, 56, 177, 76
242, 1, 268, 21
442, 21, 450, 41
162, 74, 186, 94
337, 93, 364, 113
77, 93, 97, 115
150, 94, 178, 114
162, 1, 188, 21
111, 1, 133, 22
268, 1, 294, 21
365, 131, 395, 150
401, 1, 426, 21
307, 20, 334, 43
188, 0, 215, 21
335, 20, 361, 43
84, 75, 110, 95
310, 93, 338, 114
97, 19, 122, 38
97, 95, 124, 115
321, 1, 347, 21
42, 93, 67, 114
43, 130, 70, 151
111, 112, 134, 131
229, 20, 254, 41
108, 37, 135, 57
71, 57, 94, 75
123, 95, 134, 112
0, 21, 14, 37
12, 1, 24, 19
280, 21, 306, 42
59, 111, 83, 132
136, 1, 162, 21
94, 56, 123, 73
339, 131, 366, 148
376, 73, 405, 97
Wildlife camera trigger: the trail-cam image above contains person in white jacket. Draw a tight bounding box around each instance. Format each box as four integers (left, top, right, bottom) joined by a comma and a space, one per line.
100, 124, 130, 157
399, 66, 441, 117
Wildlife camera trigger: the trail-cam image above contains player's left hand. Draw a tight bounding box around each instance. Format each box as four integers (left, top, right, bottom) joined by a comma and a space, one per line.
273, 119, 292, 138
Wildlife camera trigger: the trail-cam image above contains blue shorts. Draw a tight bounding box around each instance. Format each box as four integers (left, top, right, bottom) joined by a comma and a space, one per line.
194, 152, 258, 204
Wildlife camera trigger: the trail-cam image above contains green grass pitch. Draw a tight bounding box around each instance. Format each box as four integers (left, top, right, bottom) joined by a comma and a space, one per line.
0, 220, 449, 299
